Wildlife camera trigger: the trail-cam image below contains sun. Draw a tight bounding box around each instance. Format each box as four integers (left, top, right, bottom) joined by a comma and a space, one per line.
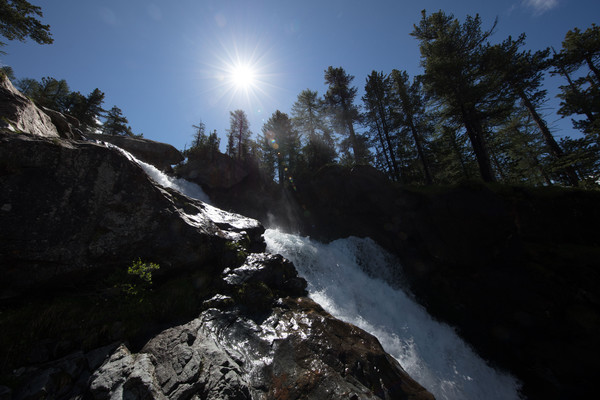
231, 63, 256, 89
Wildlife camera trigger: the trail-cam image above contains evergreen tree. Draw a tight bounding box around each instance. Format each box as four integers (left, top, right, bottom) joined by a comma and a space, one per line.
324, 66, 367, 163
207, 130, 221, 154
552, 24, 600, 139
227, 109, 251, 161
66, 88, 105, 133
18, 76, 70, 111
362, 71, 400, 181
191, 121, 207, 148
411, 10, 504, 182
0, 0, 53, 52
102, 106, 132, 136
488, 35, 579, 185
0, 65, 15, 81
390, 70, 434, 184
261, 110, 300, 185
291, 89, 337, 171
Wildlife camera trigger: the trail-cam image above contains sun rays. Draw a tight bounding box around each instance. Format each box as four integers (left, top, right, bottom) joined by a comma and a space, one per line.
200, 34, 281, 114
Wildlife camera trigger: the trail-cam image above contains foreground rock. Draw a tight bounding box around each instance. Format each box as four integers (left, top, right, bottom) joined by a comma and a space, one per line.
6, 254, 434, 400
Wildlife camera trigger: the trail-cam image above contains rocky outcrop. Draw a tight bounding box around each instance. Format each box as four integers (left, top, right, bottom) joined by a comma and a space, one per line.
87, 133, 184, 172
0, 74, 60, 138
0, 132, 263, 299
41, 106, 83, 140
6, 253, 433, 400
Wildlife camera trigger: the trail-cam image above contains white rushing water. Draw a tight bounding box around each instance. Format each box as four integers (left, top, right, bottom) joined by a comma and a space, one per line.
112, 144, 522, 399
264, 229, 523, 400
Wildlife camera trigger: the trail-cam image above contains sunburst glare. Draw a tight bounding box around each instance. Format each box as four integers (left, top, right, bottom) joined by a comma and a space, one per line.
199, 34, 281, 114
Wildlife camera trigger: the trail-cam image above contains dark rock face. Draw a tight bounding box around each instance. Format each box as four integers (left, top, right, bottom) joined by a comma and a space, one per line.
87, 133, 184, 172
177, 151, 249, 189
0, 132, 263, 299
291, 167, 600, 400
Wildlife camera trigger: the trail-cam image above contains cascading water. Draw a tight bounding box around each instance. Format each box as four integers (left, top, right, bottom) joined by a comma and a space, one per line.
264, 230, 523, 400
112, 143, 522, 400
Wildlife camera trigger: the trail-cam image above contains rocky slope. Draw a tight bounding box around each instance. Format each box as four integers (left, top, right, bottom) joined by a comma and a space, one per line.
0, 74, 433, 399
184, 158, 600, 399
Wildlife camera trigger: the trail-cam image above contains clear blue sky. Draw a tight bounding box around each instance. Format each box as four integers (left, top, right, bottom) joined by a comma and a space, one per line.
2, 0, 599, 151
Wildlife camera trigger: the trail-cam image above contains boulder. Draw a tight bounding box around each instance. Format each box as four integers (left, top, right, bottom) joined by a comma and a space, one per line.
0, 74, 59, 138
87, 133, 184, 172
5, 251, 434, 400
177, 150, 249, 189
41, 106, 83, 140
0, 131, 264, 299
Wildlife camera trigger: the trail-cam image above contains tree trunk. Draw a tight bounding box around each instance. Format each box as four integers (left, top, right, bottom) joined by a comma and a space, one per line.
518, 89, 579, 186
585, 55, 600, 84
446, 128, 470, 179
373, 119, 395, 181
460, 106, 496, 182
376, 104, 401, 181
406, 115, 433, 184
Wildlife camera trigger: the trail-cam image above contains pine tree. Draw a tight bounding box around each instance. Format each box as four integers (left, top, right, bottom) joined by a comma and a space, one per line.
488, 35, 579, 186
391, 70, 434, 184
66, 88, 105, 133
411, 10, 502, 182
227, 109, 251, 161
362, 71, 400, 181
552, 24, 600, 139
0, 0, 53, 52
324, 66, 367, 163
261, 111, 300, 185
102, 106, 131, 136
291, 89, 337, 171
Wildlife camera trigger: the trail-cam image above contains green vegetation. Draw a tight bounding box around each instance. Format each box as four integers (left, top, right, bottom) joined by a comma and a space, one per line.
0, 0, 53, 53
114, 258, 160, 300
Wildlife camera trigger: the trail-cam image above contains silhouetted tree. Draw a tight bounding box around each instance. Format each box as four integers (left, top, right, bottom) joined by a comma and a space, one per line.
227, 109, 251, 161
261, 110, 300, 186
291, 89, 337, 171
0, 0, 53, 52
102, 106, 133, 136
324, 66, 368, 163
412, 10, 502, 182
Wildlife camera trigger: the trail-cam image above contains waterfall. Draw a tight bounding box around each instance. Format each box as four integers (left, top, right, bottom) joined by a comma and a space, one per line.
264, 229, 523, 400
114, 144, 522, 399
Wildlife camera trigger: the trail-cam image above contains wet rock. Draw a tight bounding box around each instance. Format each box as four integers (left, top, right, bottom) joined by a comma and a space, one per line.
86, 296, 433, 400
87, 133, 184, 172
